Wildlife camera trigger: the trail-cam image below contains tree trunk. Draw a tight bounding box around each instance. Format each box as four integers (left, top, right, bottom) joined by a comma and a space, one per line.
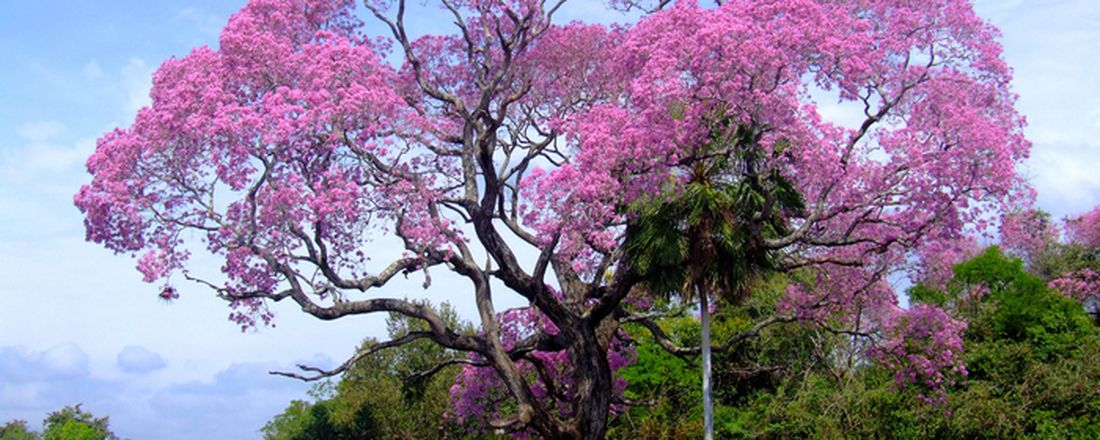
569, 322, 613, 440
700, 285, 714, 440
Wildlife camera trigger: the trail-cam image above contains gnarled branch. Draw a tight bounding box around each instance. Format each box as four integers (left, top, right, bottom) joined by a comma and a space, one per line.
271, 331, 433, 381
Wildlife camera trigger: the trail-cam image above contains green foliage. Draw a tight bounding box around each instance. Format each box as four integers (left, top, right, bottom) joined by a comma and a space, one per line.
942, 247, 1094, 359
619, 118, 805, 439
609, 313, 704, 439
623, 120, 801, 304
262, 248, 1100, 439
943, 248, 1100, 438
610, 274, 830, 439
731, 246, 1100, 439
1032, 240, 1100, 283
43, 421, 107, 440
262, 301, 474, 440
261, 400, 313, 440
0, 420, 39, 440
711, 274, 827, 404
40, 405, 116, 440
263, 393, 385, 440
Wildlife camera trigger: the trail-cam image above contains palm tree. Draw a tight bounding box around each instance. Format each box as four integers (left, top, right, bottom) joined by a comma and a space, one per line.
624, 118, 802, 439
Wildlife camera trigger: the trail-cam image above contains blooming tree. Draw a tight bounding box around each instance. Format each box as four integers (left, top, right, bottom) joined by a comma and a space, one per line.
994, 207, 1099, 301
1065, 206, 1100, 250
1036, 207, 1100, 308
76, 0, 1029, 437
999, 209, 1060, 267
868, 304, 968, 405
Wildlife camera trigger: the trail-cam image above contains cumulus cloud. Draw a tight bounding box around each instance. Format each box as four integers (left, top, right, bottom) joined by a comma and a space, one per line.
120, 58, 153, 119
15, 121, 66, 143
0, 343, 90, 382
141, 361, 314, 440
40, 344, 91, 378
0, 353, 316, 440
0, 344, 92, 412
973, 0, 1100, 218
1, 121, 95, 184
116, 346, 167, 374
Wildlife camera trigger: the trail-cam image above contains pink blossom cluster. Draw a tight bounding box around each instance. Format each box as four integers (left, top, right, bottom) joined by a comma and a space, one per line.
1041, 206, 1100, 303
1065, 205, 1100, 250
911, 237, 981, 291
999, 209, 1059, 263
869, 304, 968, 404
522, 0, 1028, 290
74, 0, 458, 326
777, 259, 899, 326
777, 245, 975, 399
1050, 268, 1100, 303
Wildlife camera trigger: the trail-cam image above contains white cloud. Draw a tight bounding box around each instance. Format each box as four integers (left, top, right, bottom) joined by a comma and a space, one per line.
0, 352, 312, 440
0, 343, 90, 382
972, 0, 1026, 18
116, 346, 167, 374
0, 121, 95, 185
1026, 142, 1100, 218
177, 7, 226, 39
120, 58, 153, 119
40, 344, 91, 378
15, 121, 66, 144
0, 383, 42, 410
972, 0, 1100, 219
138, 361, 315, 439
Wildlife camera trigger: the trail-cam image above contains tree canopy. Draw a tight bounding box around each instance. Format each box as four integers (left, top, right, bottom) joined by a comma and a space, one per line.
0, 405, 118, 440
76, 0, 1030, 437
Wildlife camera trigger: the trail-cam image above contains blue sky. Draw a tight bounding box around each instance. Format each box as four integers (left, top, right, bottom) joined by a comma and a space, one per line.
0, 1, 1098, 439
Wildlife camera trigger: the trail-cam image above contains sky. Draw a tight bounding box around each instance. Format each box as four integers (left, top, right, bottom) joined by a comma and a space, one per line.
0, 1, 1098, 439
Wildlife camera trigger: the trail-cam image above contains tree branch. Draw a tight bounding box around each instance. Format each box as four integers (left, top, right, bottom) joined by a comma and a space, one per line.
407, 358, 489, 382
627, 313, 795, 356
270, 331, 432, 381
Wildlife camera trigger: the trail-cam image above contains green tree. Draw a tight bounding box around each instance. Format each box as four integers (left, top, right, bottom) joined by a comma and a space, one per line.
261, 400, 313, 440
610, 311, 705, 439
0, 420, 39, 440
263, 301, 473, 440
941, 248, 1100, 438
732, 247, 1100, 439
41, 405, 116, 440
624, 119, 802, 439
609, 273, 835, 439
